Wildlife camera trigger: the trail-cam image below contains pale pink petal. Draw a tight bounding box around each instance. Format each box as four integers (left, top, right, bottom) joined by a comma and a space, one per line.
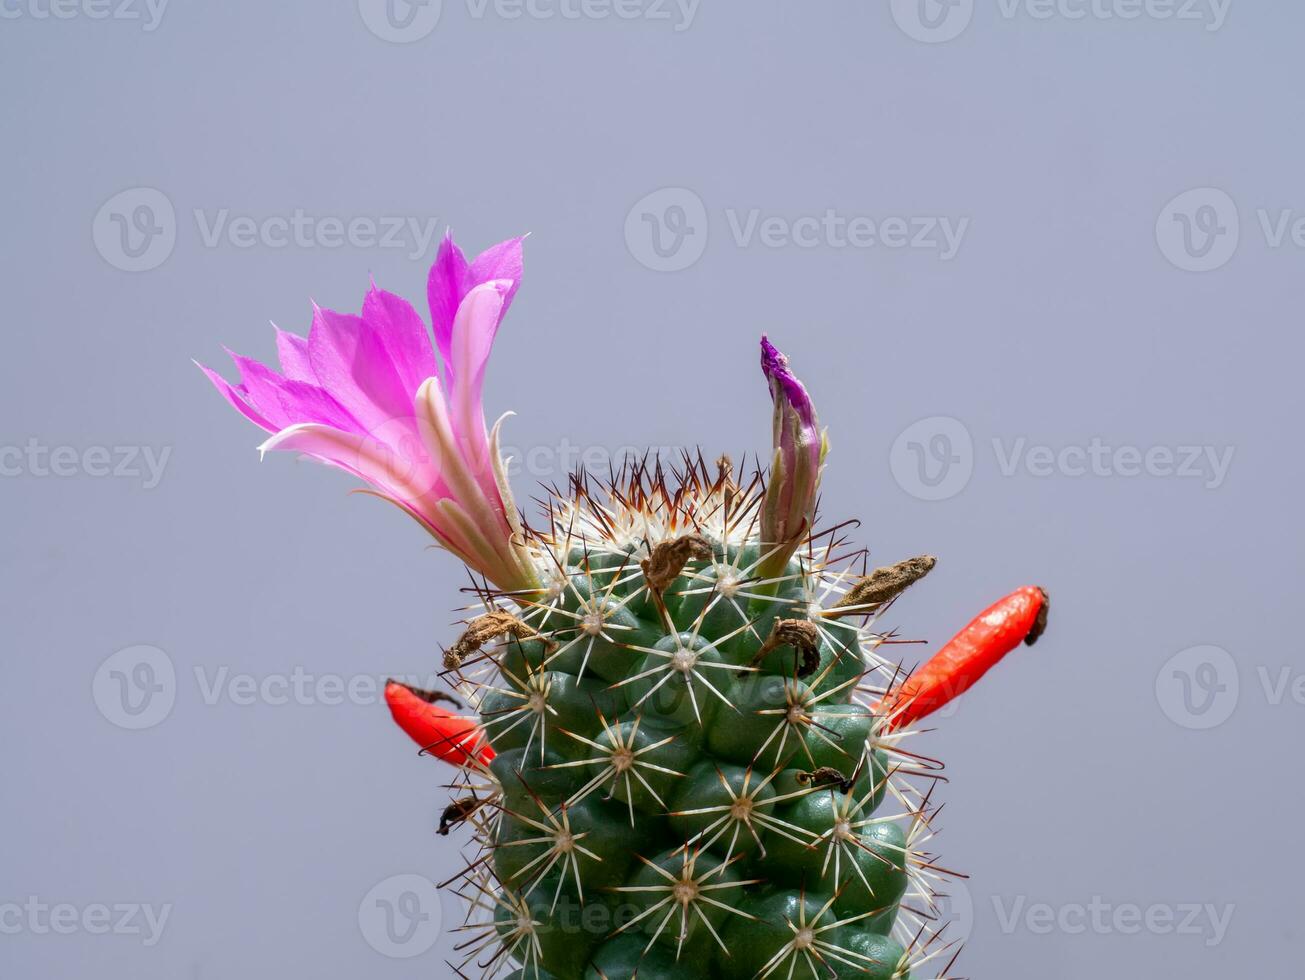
489, 411, 525, 543
467, 236, 524, 320
448, 280, 510, 466
258, 422, 436, 506
415, 377, 511, 548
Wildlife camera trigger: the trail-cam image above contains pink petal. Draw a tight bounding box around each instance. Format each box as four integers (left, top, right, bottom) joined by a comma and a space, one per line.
274, 326, 315, 382
426, 233, 524, 381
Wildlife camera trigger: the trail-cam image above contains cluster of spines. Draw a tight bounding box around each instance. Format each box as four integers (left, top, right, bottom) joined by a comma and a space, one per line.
433, 456, 965, 980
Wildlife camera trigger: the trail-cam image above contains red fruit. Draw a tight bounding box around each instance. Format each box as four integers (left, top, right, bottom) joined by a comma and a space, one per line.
384, 680, 494, 767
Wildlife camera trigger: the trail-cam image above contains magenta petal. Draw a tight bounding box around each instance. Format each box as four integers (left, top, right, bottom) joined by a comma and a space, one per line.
427, 232, 470, 372
228, 351, 359, 432
362, 285, 439, 397
760, 335, 817, 430
306, 306, 412, 433
196, 361, 277, 433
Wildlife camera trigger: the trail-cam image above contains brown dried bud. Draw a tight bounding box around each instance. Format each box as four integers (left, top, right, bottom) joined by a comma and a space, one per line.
825, 555, 938, 618
640, 534, 714, 593
742, 617, 822, 677
444, 611, 553, 670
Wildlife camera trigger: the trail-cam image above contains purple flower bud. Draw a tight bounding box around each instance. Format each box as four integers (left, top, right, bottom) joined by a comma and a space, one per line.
758, 337, 827, 577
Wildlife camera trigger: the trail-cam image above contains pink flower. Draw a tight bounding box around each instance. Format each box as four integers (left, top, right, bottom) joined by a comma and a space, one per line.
198, 233, 539, 594
758, 336, 827, 577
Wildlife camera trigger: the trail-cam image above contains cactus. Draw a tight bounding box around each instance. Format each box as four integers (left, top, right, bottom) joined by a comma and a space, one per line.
203, 233, 1049, 979
430, 461, 933, 979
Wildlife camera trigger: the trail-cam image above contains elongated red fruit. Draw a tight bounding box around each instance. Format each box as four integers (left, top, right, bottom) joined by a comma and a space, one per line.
878, 585, 1049, 731
385, 680, 495, 766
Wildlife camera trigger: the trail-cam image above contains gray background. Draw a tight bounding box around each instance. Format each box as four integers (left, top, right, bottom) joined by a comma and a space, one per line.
1, 1, 1300, 977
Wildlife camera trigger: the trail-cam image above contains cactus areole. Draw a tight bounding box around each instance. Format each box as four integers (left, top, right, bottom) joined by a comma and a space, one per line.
202, 234, 1050, 979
